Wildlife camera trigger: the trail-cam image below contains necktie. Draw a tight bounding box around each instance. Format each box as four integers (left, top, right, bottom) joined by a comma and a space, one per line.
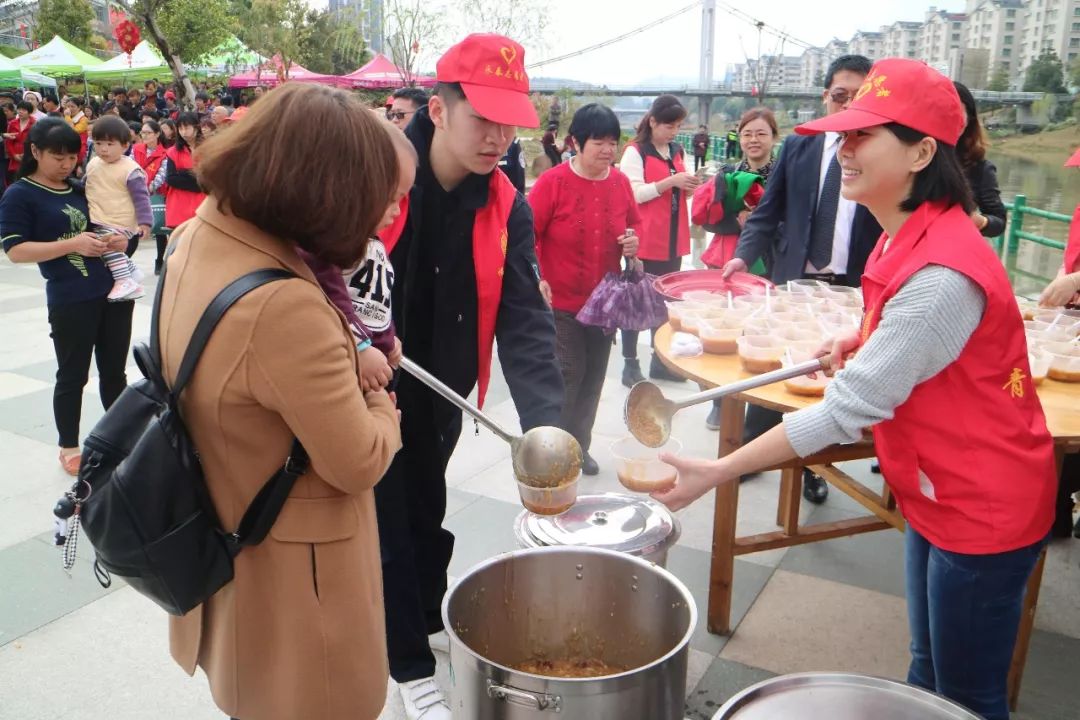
808, 151, 841, 271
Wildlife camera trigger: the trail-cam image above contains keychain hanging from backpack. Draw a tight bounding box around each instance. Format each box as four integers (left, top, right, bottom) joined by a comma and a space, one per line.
53, 478, 90, 573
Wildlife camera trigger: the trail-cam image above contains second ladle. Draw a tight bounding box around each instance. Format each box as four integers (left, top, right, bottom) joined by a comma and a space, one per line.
624, 357, 832, 447
399, 357, 582, 489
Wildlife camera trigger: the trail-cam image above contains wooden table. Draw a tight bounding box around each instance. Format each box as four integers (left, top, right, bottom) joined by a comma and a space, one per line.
654, 324, 1080, 710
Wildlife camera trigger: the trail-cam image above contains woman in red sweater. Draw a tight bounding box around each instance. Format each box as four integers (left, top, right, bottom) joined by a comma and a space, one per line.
530, 103, 641, 476
3, 101, 34, 181
133, 120, 169, 274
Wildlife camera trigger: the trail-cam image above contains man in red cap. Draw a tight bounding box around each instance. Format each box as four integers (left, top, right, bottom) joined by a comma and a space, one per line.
376, 33, 564, 719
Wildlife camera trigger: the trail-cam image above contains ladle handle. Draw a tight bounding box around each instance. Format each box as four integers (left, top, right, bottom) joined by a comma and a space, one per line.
398, 356, 518, 443
674, 357, 829, 409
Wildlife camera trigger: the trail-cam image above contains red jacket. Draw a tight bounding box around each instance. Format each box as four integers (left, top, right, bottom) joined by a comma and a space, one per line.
5, 116, 33, 172
164, 145, 205, 228
631, 142, 690, 261
381, 169, 517, 408
861, 201, 1055, 554
1064, 204, 1080, 273
132, 142, 167, 191
529, 162, 642, 314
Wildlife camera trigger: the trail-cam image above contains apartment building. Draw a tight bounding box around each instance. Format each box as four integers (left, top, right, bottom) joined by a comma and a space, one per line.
1017, 0, 1080, 82
882, 20, 923, 58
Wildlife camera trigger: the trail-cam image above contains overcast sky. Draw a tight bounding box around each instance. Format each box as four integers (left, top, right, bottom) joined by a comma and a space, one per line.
390, 0, 966, 85
523, 0, 965, 84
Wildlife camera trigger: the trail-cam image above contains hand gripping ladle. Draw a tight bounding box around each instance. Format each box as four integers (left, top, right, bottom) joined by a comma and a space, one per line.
399, 357, 582, 488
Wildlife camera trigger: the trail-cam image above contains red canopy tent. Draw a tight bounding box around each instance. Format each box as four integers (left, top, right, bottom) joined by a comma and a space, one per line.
342, 53, 436, 89
228, 55, 347, 89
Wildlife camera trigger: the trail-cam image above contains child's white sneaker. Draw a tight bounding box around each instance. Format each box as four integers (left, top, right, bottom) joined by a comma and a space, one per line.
108, 278, 144, 302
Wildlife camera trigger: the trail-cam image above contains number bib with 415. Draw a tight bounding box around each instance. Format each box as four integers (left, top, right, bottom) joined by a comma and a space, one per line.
345, 238, 394, 333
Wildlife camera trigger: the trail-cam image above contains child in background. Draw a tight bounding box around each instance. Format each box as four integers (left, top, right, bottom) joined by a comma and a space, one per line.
84, 115, 152, 301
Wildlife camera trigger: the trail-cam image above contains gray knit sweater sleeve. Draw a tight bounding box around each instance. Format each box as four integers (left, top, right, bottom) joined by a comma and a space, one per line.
783, 265, 986, 457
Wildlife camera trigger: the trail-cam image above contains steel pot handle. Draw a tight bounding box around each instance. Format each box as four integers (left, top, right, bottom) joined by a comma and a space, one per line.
487, 681, 562, 712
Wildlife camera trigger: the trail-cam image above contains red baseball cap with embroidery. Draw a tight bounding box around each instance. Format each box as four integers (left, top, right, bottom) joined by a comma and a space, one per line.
436, 33, 539, 128
1065, 147, 1080, 167
795, 58, 965, 145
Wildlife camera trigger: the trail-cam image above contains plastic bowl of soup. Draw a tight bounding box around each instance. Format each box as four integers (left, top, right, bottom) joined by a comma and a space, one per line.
698, 317, 744, 355
611, 436, 681, 493
1043, 341, 1080, 382
666, 300, 705, 332
737, 334, 785, 374
681, 307, 730, 335
1030, 349, 1051, 386
782, 348, 830, 397
517, 475, 580, 516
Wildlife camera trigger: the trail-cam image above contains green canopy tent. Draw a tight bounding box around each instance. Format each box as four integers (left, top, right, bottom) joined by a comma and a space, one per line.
0, 54, 56, 88
84, 41, 169, 84
13, 35, 103, 76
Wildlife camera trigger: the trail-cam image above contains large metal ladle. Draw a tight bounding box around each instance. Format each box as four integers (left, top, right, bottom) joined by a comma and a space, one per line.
624, 357, 832, 447
399, 357, 582, 488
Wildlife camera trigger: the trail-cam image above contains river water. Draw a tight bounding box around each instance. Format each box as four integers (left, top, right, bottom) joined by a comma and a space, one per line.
986, 150, 1080, 297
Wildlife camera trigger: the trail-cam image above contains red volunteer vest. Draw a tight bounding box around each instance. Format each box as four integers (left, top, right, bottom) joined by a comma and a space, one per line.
634, 142, 690, 261
860, 201, 1055, 554
1064, 204, 1080, 273
132, 143, 166, 190
163, 146, 205, 228
380, 170, 517, 409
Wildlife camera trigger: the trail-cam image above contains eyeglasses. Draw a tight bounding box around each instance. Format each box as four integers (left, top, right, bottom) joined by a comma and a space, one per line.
386, 110, 414, 121
828, 89, 854, 105
139, 130, 156, 136
739, 131, 772, 140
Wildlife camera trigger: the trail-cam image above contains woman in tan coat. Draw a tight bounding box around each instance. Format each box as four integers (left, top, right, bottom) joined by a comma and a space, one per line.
158, 83, 404, 719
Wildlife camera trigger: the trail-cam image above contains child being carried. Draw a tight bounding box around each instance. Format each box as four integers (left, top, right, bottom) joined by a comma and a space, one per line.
84, 116, 152, 302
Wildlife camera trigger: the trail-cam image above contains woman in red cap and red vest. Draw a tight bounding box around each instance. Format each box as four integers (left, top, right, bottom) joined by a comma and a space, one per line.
1041, 147, 1080, 539
618, 94, 700, 386
651, 59, 1055, 720
376, 34, 564, 720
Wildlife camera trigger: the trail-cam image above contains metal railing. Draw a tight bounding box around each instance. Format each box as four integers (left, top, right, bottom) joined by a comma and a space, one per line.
1002, 194, 1071, 253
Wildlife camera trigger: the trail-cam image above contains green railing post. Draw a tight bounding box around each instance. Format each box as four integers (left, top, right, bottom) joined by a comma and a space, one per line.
1007, 194, 1025, 254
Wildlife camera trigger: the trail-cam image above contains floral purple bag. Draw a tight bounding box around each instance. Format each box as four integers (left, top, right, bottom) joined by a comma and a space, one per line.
576, 260, 670, 334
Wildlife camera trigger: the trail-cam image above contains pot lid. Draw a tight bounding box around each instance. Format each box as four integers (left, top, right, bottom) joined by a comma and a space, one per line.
515, 492, 680, 556
712, 673, 982, 719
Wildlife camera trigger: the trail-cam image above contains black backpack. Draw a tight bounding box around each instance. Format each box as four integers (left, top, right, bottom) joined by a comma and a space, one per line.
63, 262, 309, 616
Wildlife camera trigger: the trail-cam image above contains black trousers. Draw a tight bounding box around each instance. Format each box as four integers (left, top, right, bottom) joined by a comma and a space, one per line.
375, 374, 459, 683
554, 310, 612, 453
621, 256, 683, 360
155, 233, 168, 266
694, 154, 706, 172
47, 297, 134, 448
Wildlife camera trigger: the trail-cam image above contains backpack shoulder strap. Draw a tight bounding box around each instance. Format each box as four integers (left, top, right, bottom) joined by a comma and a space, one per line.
172, 268, 296, 400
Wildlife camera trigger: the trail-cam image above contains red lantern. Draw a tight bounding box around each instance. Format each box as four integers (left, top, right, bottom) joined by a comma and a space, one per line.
113, 19, 140, 55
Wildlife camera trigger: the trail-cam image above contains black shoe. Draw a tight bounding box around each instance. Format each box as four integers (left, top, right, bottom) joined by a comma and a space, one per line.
622, 358, 645, 388
649, 353, 687, 383
802, 469, 828, 504
581, 452, 599, 476
870, 461, 881, 474
705, 403, 721, 431
154, 259, 163, 276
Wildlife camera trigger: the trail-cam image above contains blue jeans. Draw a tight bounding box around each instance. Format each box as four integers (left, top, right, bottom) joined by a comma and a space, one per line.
905, 527, 1046, 720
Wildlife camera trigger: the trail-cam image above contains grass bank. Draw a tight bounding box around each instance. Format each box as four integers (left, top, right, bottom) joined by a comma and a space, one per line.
991, 123, 1080, 163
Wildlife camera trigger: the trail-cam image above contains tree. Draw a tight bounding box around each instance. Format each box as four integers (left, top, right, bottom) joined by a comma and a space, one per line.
1023, 49, 1066, 93
383, 0, 442, 86
296, 8, 369, 76
238, 0, 309, 79
1068, 54, 1080, 90
114, 0, 231, 107
33, 0, 95, 49
455, 0, 549, 54
988, 64, 1010, 92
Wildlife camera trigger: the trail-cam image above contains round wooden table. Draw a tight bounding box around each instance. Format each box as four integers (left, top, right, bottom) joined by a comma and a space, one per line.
654, 323, 1077, 712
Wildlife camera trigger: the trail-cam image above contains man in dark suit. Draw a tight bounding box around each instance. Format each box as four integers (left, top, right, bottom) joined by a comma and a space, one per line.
721, 54, 881, 504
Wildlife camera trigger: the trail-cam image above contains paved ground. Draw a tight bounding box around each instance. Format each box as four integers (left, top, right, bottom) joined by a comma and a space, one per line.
1, 244, 1078, 720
